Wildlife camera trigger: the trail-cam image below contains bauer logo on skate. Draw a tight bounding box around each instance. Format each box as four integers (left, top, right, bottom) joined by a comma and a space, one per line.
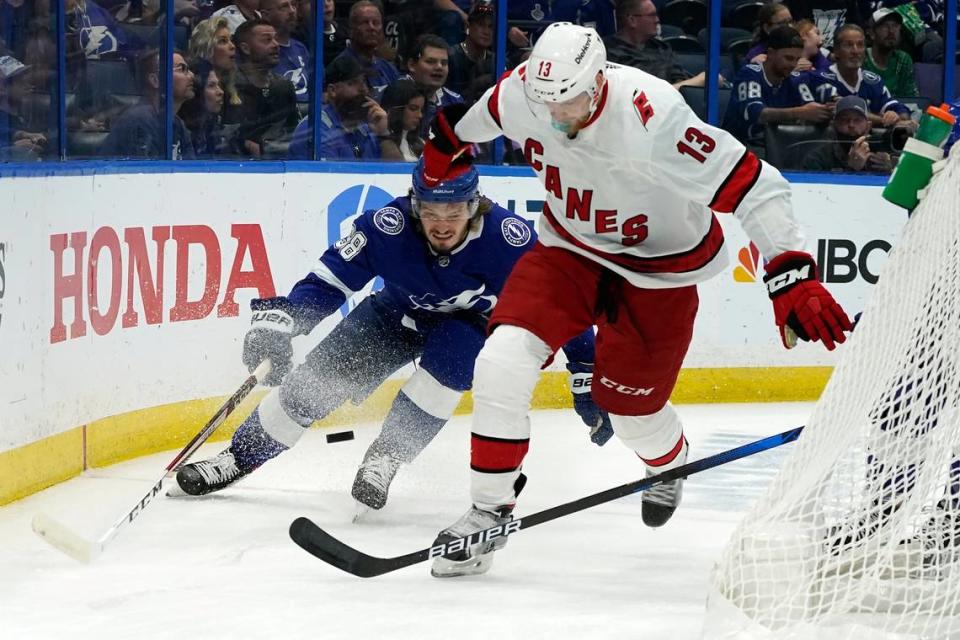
427, 519, 522, 558
48, 224, 276, 344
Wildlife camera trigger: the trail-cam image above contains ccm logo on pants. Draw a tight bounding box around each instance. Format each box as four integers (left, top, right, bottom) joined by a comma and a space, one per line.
600, 376, 654, 396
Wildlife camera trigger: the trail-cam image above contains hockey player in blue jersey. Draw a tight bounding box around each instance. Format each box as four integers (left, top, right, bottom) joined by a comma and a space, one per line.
722, 26, 833, 146
805, 24, 911, 128
174, 156, 611, 511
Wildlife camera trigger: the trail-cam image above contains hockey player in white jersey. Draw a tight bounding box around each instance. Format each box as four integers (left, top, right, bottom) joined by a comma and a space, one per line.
423, 22, 853, 577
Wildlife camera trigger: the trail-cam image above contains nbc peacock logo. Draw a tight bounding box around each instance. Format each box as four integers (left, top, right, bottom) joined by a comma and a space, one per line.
732, 242, 761, 282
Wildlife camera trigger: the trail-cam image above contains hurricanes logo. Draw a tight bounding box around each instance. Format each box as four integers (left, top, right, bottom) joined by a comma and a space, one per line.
733, 242, 761, 282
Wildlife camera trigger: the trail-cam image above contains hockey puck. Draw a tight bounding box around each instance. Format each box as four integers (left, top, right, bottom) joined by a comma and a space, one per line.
326, 431, 355, 443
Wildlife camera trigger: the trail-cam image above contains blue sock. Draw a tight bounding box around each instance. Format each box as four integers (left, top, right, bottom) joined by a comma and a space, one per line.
230, 408, 289, 473
370, 392, 447, 463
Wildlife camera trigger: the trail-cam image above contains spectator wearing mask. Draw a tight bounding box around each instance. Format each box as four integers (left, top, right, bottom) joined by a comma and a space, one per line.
745, 2, 794, 64
378, 77, 424, 161
402, 33, 463, 138
447, 1, 494, 98
289, 54, 387, 160
863, 8, 919, 99
225, 19, 299, 157
0, 54, 47, 159
723, 26, 833, 146
188, 16, 240, 108
260, 0, 310, 103
180, 60, 229, 157
102, 49, 196, 159
807, 24, 911, 128
333, 0, 399, 99
604, 0, 704, 90
793, 19, 831, 72
803, 95, 894, 173
212, 0, 261, 34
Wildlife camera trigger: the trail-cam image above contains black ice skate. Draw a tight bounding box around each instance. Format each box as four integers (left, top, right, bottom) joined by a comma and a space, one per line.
642, 442, 688, 528
430, 505, 514, 578
173, 449, 248, 496
351, 451, 402, 511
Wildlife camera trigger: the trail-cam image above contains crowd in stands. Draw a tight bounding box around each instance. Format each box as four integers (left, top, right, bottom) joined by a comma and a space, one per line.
0, 0, 958, 173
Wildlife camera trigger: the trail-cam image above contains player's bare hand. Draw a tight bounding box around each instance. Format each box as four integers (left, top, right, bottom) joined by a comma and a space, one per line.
365, 98, 389, 135
881, 110, 900, 127
795, 57, 813, 72
848, 135, 870, 171
796, 101, 833, 123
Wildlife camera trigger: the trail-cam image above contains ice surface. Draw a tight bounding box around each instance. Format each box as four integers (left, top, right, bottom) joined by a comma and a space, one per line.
0, 403, 812, 640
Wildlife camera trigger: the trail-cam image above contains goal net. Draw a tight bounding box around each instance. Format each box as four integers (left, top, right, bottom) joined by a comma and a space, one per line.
706, 146, 960, 640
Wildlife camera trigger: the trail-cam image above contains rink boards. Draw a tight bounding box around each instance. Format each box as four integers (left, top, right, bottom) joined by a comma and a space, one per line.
0, 164, 907, 504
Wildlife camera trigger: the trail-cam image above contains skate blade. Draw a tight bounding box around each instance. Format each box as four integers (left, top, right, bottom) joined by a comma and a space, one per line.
430, 552, 495, 578
165, 483, 188, 498
352, 502, 371, 524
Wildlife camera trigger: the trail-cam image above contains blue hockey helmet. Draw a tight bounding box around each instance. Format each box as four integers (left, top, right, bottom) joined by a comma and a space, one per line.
411, 155, 481, 218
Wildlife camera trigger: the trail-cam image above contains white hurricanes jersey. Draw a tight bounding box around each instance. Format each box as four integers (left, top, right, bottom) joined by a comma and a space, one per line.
456, 61, 805, 289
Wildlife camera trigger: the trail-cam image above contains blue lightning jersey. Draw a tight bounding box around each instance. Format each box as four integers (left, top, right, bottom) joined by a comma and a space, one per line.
806, 65, 909, 115
286, 198, 538, 332
274, 38, 310, 103
722, 64, 814, 144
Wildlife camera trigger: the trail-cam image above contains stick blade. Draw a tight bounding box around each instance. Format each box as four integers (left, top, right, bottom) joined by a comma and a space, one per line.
289, 516, 389, 578
31, 513, 99, 564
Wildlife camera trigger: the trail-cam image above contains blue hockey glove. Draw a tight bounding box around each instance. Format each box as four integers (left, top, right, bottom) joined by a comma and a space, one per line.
243, 297, 297, 386
567, 362, 614, 446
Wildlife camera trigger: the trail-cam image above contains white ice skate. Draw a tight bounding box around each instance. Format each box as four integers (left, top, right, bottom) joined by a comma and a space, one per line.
430, 505, 514, 578
351, 451, 402, 516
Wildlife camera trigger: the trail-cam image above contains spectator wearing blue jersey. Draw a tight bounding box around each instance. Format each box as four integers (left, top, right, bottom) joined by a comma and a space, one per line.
66, 0, 135, 60
402, 33, 463, 138
173, 156, 611, 511
260, 0, 310, 103
803, 95, 894, 173
945, 98, 960, 155
787, 0, 864, 49
334, 1, 400, 99
289, 53, 387, 159
722, 26, 833, 147
806, 24, 912, 129
101, 50, 196, 159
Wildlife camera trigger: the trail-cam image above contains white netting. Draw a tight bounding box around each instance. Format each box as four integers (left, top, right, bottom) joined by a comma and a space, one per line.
707, 146, 960, 640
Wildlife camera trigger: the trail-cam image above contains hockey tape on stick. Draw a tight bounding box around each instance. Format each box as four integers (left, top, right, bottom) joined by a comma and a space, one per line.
289, 426, 805, 577
31, 360, 272, 563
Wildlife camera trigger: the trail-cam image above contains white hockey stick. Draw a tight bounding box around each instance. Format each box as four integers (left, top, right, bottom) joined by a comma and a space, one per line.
31, 360, 272, 563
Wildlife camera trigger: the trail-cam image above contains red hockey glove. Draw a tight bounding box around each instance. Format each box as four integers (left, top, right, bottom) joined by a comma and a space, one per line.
763, 251, 853, 351
422, 103, 471, 187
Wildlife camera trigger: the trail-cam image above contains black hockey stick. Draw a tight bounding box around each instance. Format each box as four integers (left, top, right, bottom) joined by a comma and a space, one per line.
31, 360, 272, 563
289, 426, 804, 577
